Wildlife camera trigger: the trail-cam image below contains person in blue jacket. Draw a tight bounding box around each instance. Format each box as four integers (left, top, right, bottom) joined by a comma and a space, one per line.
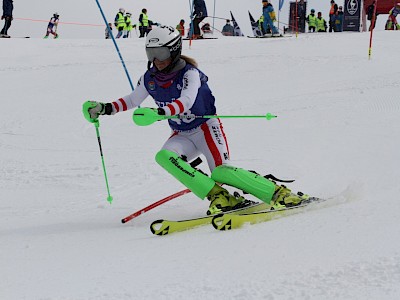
191, 0, 208, 39
83, 25, 305, 216
335, 6, 344, 32
262, 0, 279, 35
1, 0, 13, 38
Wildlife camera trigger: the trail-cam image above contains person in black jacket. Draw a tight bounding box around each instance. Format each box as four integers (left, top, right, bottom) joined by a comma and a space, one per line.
191, 0, 207, 39
1, 0, 13, 38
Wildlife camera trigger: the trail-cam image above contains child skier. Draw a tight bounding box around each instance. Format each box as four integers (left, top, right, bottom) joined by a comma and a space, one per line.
386, 3, 400, 30
105, 23, 112, 39
123, 12, 133, 38
44, 12, 59, 39
176, 19, 185, 36
316, 12, 327, 32
83, 25, 305, 215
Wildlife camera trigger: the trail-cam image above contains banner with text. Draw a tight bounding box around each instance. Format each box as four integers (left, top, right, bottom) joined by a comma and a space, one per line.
343, 0, 362, 31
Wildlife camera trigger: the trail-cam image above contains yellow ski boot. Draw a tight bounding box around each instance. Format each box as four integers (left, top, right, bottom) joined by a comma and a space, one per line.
271, 184, 308, 209
207, 185, 245, 215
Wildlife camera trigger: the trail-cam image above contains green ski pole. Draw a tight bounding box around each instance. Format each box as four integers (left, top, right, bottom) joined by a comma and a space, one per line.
132, 107, 277, 126
94, 120, 113, 204
83, 101, 113, 204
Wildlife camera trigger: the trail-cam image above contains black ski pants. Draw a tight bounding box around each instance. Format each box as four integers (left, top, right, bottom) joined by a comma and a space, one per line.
1, 16, 12, 35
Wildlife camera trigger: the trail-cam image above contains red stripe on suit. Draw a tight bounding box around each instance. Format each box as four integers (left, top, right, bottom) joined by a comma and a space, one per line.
201, 122, 222, 167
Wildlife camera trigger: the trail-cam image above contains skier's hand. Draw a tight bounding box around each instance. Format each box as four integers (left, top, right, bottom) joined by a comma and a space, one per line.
1, 16, 4, 20
82, 101, 113, 123
89, 102, 106, 119
157, 107, 166, 115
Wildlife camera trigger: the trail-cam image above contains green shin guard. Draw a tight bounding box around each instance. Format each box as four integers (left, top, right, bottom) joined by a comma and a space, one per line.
155, 150, 215, 200
211, 165, 275, 204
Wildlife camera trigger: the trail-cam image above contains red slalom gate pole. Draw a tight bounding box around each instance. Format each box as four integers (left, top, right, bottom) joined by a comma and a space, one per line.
121, 189, 191, 224
368, 0, 378, 60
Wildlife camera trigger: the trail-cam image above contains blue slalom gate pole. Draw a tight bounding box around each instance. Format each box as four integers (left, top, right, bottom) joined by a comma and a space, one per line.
94, 0, 135, 91
212, 0, 216, 34
188, 0, 194, 41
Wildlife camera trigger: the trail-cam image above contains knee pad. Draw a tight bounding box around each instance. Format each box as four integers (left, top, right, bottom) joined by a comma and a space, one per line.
155, 149, 215, 200
211, 165, 275, 204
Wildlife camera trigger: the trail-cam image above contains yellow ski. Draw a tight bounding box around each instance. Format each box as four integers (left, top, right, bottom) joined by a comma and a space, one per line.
212, 197, 325, 231
150, 202, 269, 235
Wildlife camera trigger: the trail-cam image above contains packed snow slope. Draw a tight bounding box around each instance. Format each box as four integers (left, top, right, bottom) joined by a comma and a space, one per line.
1, 31, 400, 300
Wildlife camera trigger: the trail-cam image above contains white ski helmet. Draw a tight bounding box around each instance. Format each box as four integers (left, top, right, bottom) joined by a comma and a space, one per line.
145, 25, 182, 67
119, 8, 125, 13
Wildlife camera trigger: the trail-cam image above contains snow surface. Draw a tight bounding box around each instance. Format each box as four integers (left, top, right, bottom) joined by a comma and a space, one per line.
1, 24, 400, 300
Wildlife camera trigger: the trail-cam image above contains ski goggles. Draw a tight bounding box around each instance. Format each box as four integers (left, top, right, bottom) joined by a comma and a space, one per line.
146, 47, 171, 62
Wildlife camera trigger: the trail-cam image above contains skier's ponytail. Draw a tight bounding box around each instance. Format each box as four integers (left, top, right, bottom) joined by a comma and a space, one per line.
181, 55, 198, 68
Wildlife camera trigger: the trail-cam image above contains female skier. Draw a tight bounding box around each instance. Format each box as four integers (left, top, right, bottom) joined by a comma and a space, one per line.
82, 25, 304, 215
44, 12, 59, 39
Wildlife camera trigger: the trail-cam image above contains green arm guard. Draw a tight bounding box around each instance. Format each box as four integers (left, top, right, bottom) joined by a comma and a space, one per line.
132, 107, 164, 126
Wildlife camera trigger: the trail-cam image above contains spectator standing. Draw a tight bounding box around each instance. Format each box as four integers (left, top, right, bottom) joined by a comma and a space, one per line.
1, 0, 13, 38
329, 0, 338, 32
262, 0, 279, 35
176, 19, 185, 36
139, 8, 156, 38
335, 6, 344, 32
105, 23, 112, 39
44, 12, 59, 39
115, 8, 125, 38
192, 0, 208, 39
306, 9, 317, 32
316, 11, 327, 32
